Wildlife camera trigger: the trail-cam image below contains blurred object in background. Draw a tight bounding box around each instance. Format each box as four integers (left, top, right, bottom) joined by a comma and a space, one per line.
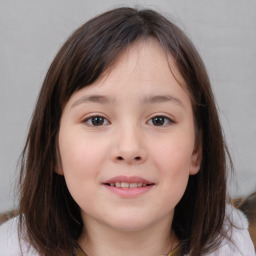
233, 191, 256, 251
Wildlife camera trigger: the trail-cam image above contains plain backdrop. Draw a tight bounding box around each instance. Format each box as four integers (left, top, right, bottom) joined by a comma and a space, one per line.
0, 0, 255, 212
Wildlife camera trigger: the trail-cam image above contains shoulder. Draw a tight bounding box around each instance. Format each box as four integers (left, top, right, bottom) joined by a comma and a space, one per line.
0, 216, 38, 256
0, 216, 21, 255
205, 204, 255, 256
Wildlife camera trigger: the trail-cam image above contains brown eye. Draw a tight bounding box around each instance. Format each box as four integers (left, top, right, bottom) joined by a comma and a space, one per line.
149, 116, 173, 126
84, 116, 109, 126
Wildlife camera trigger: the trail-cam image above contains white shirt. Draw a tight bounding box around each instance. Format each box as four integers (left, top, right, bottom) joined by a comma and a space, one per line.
0, 205, 255, 256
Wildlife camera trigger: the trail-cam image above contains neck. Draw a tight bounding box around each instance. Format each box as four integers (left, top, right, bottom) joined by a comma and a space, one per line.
78, 215, 179, 256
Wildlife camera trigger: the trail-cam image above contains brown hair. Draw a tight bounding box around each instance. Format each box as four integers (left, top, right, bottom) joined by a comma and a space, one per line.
18, 7, 231, 256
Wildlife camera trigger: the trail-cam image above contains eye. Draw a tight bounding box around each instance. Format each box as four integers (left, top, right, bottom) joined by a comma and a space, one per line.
148, 116, 173, 126
83, 115, 109, 126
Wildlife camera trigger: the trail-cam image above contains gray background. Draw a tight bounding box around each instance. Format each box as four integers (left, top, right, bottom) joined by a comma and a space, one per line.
0, 0, 255, 212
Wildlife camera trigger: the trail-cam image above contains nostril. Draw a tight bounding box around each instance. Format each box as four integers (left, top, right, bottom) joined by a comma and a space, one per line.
134, 156, 141, 161
117, 156, 123, 161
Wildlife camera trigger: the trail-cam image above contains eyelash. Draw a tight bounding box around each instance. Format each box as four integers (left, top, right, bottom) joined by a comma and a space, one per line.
147, 116, 174, 126
82, 115, 110, 126
82, 115, 174, 127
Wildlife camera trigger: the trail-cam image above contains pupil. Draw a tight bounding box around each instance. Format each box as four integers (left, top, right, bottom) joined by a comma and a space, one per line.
153, 117, 164, 126
92, 117, 104, 125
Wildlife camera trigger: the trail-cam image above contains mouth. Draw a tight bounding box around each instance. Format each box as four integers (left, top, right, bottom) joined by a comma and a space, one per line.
102, 176, 155, 197
104, 182, 154, 188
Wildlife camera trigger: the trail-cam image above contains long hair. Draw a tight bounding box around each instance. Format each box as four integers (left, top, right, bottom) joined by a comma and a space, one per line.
18, 7, 231, 256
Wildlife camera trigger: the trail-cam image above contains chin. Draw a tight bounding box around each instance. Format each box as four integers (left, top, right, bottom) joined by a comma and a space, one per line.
108, 220, 150, 232
102, 213, 156, 232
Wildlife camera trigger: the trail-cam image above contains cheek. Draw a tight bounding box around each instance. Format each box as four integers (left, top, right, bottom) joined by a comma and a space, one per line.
59, 129, 106, 174
150, 137, 193, 206
58, 134, 107, 211
153, 137, 194, 175
58, 130, 108, 198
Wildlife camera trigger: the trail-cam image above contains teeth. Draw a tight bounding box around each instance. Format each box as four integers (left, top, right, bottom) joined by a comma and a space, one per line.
110, 182, 150, 188
115, 182, 121, 188
121, 182, 129, 188
129, 183, 137, 188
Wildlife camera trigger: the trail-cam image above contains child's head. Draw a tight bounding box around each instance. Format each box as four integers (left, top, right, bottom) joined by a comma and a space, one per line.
19, 7, 229, 256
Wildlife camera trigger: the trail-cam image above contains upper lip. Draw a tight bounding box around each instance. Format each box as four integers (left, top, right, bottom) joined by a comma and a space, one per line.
103, 175, 154, 184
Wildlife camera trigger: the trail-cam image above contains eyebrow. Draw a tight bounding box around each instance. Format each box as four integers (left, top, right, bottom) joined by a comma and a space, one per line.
142, 95, 184, 108
71, 95, 115, 107
71, 94, 184, 108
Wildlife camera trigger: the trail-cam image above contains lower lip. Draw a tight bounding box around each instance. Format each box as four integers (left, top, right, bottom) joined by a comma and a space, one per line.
103, 185, 154, 198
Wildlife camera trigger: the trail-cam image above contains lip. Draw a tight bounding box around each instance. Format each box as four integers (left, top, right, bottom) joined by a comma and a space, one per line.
104, 175, 153, 184
102, 175, 155, 198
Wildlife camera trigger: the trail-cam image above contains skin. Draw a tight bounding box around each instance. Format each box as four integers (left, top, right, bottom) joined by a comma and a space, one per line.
57, 39, 201, 256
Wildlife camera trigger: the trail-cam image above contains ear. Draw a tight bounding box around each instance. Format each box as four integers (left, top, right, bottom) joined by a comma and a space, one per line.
55, 142, 64, 176
55, 165, 64, 176
189, 137, 202, 175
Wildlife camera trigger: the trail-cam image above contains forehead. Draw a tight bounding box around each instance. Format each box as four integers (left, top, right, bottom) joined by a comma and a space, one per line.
66, 38, 190, 108
92, 39, 186, 90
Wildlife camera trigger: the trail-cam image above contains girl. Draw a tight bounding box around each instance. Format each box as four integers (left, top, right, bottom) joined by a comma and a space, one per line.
0, 7, 254, 256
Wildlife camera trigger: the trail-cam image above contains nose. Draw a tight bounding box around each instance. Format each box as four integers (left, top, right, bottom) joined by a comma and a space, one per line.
111, 126, 147, 165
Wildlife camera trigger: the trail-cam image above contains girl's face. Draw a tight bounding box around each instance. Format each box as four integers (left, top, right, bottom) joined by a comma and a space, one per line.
58, 39, 201, 233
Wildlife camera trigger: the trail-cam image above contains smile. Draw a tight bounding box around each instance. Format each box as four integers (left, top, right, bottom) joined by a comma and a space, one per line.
106, 182, 151, 188
103, 176, 155, 197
